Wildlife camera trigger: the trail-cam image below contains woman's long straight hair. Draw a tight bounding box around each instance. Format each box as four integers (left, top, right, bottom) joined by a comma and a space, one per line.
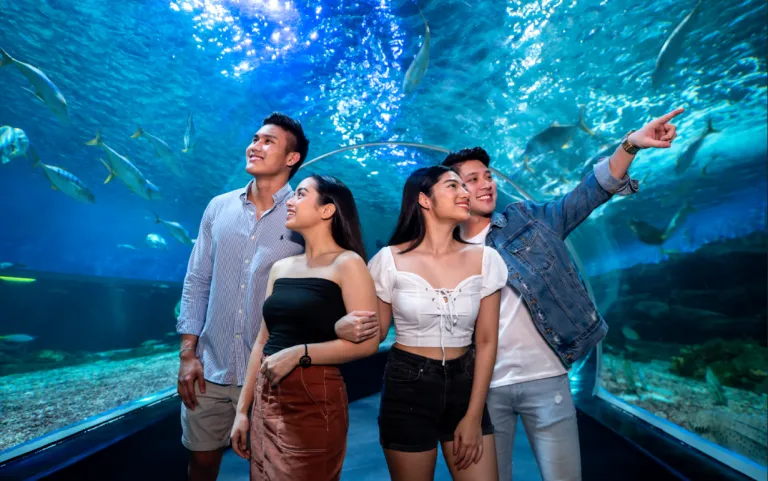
387, 165, 468, 254
311, 174, 367, 260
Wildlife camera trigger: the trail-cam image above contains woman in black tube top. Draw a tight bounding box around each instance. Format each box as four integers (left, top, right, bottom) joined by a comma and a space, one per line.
229, 175, 379, 481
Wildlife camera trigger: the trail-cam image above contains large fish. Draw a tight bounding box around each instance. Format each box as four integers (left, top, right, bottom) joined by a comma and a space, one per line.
154, 213, 195, 246
651, 0, 705, 89
402, 8, 430, 95
0, 126, 29, 164
675, 118, 717, 175
628, 219, 667, 245
0, 48, 69, 122
522, 106, 596, 161
182, 112, 197, 154
29, 148, 95, 203
86, 131, 161, 201
131, 125, 184, 177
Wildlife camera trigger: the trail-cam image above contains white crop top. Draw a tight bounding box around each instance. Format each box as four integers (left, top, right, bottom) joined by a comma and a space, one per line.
368, 245, 508, 363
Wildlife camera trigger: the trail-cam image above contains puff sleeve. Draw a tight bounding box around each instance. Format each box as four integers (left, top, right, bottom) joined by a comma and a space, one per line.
480, 247, 508, 298
367, 247, 395, 303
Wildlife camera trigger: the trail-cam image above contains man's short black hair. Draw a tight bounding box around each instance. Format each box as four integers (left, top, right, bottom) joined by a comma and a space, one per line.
441, 147, 491, 172
262, 112, 310, 179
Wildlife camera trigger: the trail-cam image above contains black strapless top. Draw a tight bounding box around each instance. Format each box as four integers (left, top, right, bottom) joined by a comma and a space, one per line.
262, 277, 346, 356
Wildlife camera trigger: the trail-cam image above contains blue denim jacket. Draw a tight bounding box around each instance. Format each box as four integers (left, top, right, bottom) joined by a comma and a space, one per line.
486, 158, 638, 368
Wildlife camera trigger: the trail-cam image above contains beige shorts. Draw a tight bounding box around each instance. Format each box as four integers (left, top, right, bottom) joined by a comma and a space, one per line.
180, 380, 243, 451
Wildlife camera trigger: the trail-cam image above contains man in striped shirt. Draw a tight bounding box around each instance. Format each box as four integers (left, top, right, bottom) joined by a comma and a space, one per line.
176, 113, 379, 481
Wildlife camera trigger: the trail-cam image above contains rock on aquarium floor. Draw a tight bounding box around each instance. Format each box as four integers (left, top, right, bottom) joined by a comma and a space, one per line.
601, 353, 768, 465
0, 352, 178, 452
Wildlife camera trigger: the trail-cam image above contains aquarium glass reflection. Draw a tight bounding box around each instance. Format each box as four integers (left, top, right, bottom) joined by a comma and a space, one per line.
0, 0, 766, 471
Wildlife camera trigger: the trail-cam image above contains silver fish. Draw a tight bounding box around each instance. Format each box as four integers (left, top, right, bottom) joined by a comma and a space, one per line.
182, 112, 197, 154
0, 334, 35, 343
663, 200, 695, 239
145, 233, 168, 250
675, 118, 717, 175
402, 8, 430, 95
30, 148, 95, 203
131, 125, 184, 177
523, 106, 596, 161
651, 0, 705, 89
0, 262, 26, 270
86, 131, 161, 201
154, 213, 195, 246
0, 126, 30, 164
0, 48, 69, 122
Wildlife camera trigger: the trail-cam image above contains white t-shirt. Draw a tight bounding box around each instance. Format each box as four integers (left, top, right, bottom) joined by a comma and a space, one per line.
467, 224, 567, 388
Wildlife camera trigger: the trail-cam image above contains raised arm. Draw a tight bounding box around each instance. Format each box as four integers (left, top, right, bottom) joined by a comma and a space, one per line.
522, 107, 683, 239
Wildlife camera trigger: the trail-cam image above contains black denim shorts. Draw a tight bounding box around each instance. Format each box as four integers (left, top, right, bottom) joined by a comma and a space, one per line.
377, 345, 494, 452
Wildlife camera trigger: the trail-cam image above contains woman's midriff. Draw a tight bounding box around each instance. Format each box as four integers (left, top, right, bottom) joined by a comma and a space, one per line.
392, 343, 469, 362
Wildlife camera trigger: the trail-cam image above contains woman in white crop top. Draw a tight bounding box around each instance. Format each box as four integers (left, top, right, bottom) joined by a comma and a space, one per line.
368, 165, 507, 481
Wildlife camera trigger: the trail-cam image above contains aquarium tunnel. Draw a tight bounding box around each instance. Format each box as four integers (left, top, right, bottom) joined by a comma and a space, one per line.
0, 0, 766, 480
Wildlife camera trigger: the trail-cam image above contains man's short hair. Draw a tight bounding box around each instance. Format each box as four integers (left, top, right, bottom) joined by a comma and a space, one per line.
441, 147, 491, 172
262, 112, 309, 179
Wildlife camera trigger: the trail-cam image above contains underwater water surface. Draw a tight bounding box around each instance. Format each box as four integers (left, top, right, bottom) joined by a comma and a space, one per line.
0, 0, 766, 474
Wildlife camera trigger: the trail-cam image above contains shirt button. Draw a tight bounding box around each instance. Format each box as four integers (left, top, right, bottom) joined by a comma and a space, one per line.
235, 334, 241, 339
241, 284, 245, 289
244, 259, 250, 264
250, 235, 255, 240
238, 309, 243, 314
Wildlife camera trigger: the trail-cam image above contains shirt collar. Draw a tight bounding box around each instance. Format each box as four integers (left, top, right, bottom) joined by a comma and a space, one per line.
239, 180, 293, 206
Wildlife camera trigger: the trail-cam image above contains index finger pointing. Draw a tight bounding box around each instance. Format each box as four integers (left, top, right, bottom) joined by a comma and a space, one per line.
656, 107, 685, 124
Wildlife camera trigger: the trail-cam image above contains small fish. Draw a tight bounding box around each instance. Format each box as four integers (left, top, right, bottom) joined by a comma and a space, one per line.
0, 262, 26, 270
117, 244, 137, 250
174, 299, 181, 319
145, 233, 168, 250
86, 131, 162, 201
663, 200, 695, 239
705, 367, 727, 406
629, 219, 667, 245
651, 0, 705, 89
621, 326, 640, 341
675, 118, 717, 175
522, 106, 596, 161
131, 125, 184, 177
402, 7, 430, 95
0, 275, 36, 283
0, 126, 30, 164
30, 148, 95, 203
154, 213, 195, 246
182, 112, 197, 154
0, 48, 69, 122
0, 334, 36, 343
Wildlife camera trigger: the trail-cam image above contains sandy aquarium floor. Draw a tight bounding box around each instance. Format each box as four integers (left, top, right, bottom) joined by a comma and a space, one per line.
0, 352, 178, 453
600, 353, 768, 466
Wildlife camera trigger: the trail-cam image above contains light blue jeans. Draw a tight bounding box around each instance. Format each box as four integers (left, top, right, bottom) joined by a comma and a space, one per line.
486, 374, 582, 481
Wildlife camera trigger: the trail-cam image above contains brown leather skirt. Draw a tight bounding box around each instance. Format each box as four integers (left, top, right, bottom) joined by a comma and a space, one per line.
250, 361, 349, 481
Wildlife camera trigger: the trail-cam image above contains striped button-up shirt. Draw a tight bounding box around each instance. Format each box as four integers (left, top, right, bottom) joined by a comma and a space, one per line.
177, 181, 304, 386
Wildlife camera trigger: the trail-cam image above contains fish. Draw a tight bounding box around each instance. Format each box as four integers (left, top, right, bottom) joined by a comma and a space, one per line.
402, 7, 430, 95
675, 118, 717, 175
0, 334, 35, 343
29, 148, 95, 203
0, 275, 36, 283
0, 262, 26, 270
628, 219, 667, 245
117, 244, 137, 250
663, 200, 695, 239
705, 367, 727, 406
522, 105, 596, 162
0, 48, 69, 122
131, 125, 184, 177
0, 126, 30, 164
174, 299, 181, 319
145, 233, 168, 250
86, 131, 162, 201
651, 0, 705, 89
154, 213, 195, 246
182, 112, 197, 154
691, 410, 767, 465
621, 326, 640, 341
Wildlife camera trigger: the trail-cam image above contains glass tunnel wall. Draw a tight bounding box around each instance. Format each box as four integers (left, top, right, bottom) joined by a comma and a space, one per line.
0, 0, 766, 474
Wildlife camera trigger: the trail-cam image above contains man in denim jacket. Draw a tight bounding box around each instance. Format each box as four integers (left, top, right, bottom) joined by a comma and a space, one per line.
442, 108, 683, 480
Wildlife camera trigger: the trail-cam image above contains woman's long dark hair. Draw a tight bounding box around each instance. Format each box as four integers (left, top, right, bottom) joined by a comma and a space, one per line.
387, 165, 469, 254
311, 174, 366, 260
